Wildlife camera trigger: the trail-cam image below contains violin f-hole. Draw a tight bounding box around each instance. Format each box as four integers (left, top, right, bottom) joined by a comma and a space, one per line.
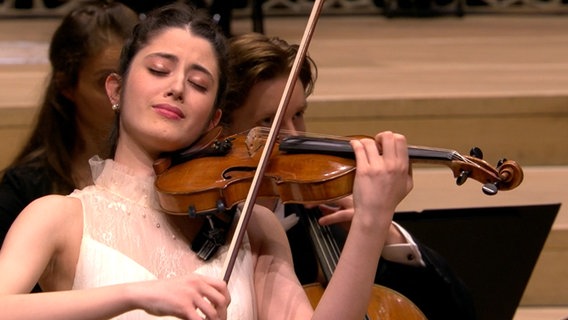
222, 166, 257, 180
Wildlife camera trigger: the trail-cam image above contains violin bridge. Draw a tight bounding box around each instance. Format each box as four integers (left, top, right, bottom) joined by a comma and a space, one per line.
245, 127, 267, 155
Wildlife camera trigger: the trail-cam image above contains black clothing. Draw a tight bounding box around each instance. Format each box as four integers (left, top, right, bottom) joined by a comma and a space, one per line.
285, 204, 476, 320
117, 0, 233, 37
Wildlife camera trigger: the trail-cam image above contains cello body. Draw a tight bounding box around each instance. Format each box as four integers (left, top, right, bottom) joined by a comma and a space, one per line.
300, 204, 428, 319
304, 282, 427, 319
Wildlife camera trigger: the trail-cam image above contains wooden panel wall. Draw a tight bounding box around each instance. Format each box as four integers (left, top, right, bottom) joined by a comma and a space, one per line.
305, 95, 568, 166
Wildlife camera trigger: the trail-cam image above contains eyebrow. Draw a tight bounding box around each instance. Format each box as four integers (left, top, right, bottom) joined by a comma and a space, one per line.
146, 52, 215, 81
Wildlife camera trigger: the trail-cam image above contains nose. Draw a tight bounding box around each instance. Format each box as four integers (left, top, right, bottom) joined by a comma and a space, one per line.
165, 74, 185, 101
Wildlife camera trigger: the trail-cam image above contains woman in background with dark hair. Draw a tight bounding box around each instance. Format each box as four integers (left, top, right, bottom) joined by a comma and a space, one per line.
0, 0, 139, 247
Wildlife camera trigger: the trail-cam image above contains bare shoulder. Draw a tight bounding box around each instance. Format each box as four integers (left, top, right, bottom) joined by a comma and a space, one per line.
0, 195, 84, 292
21, 194, 82, 223
7, 194, 83, 247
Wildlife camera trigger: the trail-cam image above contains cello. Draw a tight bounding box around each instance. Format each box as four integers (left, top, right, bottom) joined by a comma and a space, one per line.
300, 203, 427, 319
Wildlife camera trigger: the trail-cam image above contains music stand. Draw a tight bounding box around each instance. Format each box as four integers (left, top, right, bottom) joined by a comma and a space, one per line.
394, 203, 560, 320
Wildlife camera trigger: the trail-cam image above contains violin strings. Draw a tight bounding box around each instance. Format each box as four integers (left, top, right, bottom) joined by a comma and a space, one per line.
451, 150, 483, 169
248, 126, 353, 142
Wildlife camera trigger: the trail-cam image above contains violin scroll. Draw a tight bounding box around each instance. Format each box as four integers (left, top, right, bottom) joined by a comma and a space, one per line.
482, 158, 524, 195
446, 147, 524, 195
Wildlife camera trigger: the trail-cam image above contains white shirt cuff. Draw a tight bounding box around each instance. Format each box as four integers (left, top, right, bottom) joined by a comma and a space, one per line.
381, 222, 426, 267
274, 202, 299, 231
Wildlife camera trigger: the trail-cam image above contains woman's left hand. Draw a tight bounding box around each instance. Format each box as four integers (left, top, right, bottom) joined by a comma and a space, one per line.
349, 131, 413, 227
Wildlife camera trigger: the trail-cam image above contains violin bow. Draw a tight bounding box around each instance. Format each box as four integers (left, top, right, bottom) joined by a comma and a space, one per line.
222, 0, 325, 282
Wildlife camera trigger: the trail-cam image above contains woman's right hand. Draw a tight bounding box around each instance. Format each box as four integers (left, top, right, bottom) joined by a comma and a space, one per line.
132, 273, 230, 320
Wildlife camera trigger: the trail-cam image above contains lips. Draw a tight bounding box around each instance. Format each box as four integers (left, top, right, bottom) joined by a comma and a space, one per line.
153, 104, 185, 120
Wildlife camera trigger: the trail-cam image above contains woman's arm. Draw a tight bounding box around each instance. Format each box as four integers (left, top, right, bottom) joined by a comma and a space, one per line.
0, 195, 79, 293
251, 132, 413, 320
0, 195, 136, 320
248, 204, 314, 320
0, 195, 230, 320
0, 166, 52, 246
0, 276, 229, 320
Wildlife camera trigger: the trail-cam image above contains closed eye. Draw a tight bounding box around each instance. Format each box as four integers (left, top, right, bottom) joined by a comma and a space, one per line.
149, 68, 169, 76
189, 80, 207, 92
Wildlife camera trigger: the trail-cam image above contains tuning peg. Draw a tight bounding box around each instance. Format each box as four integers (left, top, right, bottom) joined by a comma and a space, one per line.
497, 158, 507, 167
456, 170, 469, 185
482, 183, 498, 195
470, 147, 484, 159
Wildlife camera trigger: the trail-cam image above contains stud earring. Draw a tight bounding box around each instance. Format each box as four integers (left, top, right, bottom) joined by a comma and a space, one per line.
112, 104, 120, 112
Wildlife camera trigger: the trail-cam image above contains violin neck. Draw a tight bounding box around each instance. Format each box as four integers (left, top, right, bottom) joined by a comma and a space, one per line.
279, 135, 465, 164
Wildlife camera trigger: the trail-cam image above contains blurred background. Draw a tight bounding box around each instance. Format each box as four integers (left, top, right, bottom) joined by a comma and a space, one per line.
0, 1, 567, 319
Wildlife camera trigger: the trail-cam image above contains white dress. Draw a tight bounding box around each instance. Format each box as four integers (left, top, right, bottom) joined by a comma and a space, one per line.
70, 157, 257, 319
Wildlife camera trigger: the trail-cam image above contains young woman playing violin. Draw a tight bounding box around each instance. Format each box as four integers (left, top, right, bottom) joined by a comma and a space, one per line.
221, 33, 476, 320
0, 3, 413, 319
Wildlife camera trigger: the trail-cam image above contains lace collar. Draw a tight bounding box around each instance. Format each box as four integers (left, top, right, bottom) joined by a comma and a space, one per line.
89, 156, 160, 210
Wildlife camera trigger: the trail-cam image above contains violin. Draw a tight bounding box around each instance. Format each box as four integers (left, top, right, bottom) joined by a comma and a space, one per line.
153, 126, 524, 216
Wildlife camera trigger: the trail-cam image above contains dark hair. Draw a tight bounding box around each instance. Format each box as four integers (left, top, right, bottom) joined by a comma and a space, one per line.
220, 33, 318, 128
109, 2, 228, 156
118, 2, 228, 106
5, 0, 138, 193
